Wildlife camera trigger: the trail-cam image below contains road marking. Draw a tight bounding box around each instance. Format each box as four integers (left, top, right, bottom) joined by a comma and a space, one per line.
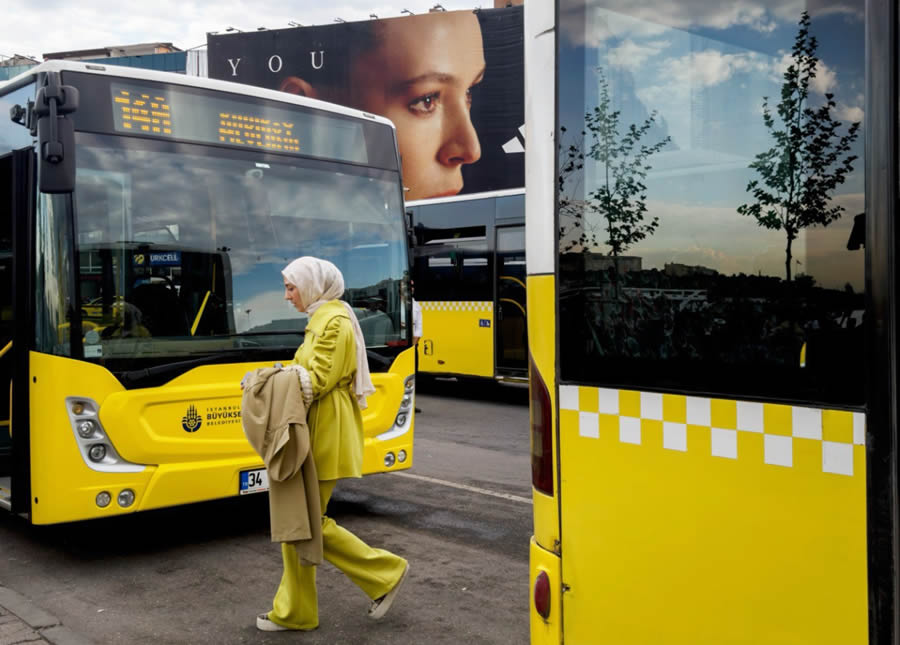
392, 472, 532, 505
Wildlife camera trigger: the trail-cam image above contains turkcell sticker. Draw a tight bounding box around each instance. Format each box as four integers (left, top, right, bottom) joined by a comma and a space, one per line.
479, 319, 491, 328
149, 251, 181, 266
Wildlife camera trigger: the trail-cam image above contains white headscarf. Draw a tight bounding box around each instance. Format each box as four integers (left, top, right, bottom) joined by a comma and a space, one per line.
282, 257, 375, 409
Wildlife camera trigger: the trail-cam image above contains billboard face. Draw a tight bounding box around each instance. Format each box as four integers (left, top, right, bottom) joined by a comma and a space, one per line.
208, 8, 523, 201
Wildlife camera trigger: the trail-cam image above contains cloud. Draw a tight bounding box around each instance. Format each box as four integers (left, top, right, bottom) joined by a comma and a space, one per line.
608, 39, 668, 71
771, 53, 837, 95
835, 103, 864, 123
661, 50, 768, 88
561, 0, 861, 49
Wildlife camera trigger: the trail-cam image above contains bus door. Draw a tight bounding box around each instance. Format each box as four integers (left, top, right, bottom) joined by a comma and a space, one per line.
495, 224, 527, 377
0, 148, 33, 513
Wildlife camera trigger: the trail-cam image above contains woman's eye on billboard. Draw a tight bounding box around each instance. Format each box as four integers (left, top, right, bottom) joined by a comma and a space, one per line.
207, 7, 524, 201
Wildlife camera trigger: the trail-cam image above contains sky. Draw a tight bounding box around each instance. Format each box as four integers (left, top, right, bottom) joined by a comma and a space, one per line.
1, 1, 482, 60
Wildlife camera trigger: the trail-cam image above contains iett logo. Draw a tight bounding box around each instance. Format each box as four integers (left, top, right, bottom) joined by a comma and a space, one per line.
182, 404, 202, 433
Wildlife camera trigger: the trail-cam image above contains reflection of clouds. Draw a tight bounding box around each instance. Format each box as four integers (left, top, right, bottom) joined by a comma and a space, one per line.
660, 50, 769, 88
234, 289, 303, 334
772, 53, 836, 94
835, 102, 864, 123
561, 0, 860, 48
609, 39, 669, 71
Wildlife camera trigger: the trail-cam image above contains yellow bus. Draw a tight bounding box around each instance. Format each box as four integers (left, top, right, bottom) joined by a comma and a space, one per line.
527, 1, 897, 642
408, 189, 527, 382
0, 61, 416, 524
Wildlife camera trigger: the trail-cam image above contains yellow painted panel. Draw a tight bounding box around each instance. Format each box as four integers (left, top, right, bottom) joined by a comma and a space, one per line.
27, 348, 415, 524
619, 390, 640, 418
528, 275, 558, 553
710, 398, 736, 429
663, 393, 686, 424
823, 409, 854, 443
764, 403, 793, 436
578, 386, 597, 413
558, 387, 868, 645
419, 303, 494, 378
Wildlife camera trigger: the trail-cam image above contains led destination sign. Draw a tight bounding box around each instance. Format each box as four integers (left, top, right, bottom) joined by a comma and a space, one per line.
109, 81, 368, 163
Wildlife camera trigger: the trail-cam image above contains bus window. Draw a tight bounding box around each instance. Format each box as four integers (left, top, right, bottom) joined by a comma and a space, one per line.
556, 10, 865, 407
414, 231, 491, 302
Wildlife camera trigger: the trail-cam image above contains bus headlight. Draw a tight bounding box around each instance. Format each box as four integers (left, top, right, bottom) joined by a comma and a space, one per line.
398, 450, 407, 463
384, 452, 396, 468
404, 375, 415, 393
96, 491, 112, 508
77, 419, 97, 438
65, 397, 144, 474
396, 413, 408, 427
117, 489, 136, 508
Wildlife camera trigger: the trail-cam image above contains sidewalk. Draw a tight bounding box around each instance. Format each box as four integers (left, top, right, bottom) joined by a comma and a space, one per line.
0, 587, 95, 645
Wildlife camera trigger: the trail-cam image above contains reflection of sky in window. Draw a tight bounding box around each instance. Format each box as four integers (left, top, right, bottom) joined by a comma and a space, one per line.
75, 142, 407, 335
559, 0, 864, 290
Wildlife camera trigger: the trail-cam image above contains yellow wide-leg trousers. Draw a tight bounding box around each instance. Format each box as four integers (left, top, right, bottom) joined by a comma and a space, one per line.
267, 479, 408, 630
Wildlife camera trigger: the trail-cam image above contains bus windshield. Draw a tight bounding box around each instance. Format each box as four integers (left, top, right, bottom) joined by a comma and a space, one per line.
38, 133, 408, 364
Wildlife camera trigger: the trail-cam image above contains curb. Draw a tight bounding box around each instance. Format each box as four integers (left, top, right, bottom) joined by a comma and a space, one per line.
0, 586, 96, 645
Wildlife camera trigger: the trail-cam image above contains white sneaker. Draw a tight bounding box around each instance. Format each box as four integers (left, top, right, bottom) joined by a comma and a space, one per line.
367, 563, 410, 620
256, 613, 289, 632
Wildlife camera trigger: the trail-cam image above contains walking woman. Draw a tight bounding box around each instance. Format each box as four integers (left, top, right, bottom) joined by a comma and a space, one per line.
257, 256, 410, 632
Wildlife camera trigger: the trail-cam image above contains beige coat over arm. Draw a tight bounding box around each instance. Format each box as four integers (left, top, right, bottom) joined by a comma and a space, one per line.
241, 367, 322, 566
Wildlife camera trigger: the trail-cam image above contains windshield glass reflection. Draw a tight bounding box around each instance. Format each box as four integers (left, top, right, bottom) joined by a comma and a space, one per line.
72, 136, 408, 360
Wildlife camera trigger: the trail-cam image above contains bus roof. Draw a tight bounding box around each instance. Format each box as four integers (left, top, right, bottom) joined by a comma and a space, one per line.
1, 60, 396, 131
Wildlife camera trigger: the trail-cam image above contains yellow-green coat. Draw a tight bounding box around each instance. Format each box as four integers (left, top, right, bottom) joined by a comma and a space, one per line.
291, 300, 364, 480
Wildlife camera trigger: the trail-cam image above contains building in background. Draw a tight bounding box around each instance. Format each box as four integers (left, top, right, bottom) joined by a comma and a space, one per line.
39, 42, 206, 76
0, 55, 39, 81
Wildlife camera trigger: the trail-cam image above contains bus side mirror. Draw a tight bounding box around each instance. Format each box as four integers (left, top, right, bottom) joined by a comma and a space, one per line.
33, 72, 79, 194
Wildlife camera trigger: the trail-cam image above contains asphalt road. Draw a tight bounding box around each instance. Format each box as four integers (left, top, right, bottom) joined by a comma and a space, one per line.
0, 379, 532, 645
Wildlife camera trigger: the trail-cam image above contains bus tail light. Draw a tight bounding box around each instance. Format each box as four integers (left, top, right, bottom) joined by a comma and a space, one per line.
533, 570, 551, 620
530, 358, 554, 495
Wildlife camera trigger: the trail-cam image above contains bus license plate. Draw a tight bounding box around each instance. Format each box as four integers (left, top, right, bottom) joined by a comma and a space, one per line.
239, 469, 268, 495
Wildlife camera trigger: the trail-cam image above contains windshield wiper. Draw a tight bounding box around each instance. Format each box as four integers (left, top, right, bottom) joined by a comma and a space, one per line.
235, 330, 306, 336
114, 346, 297, 386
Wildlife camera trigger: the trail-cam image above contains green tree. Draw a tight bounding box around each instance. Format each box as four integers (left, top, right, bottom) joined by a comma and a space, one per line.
738, 11, 860, 282
559, 68, 670, 270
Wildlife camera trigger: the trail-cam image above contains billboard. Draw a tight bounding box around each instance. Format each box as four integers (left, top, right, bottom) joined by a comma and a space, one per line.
208, 8, 524, 201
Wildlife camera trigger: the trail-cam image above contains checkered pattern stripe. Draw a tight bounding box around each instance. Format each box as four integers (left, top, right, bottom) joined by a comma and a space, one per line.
560, 386, 865, 477
419, 301, 493, 312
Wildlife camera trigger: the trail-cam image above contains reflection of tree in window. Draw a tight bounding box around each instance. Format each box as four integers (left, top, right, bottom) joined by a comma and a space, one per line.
738, 11, 861, 283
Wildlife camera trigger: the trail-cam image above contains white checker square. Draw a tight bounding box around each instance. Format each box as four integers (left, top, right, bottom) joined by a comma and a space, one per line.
736, 401, 763, 433
764, 435, 793, 467
619, 417, 641, 445
597, 388, 619, 415
579, 411, 599, 439
822, 441, 853, 476
853, 413, 865, 446
640, 392, 663, 421
792, 407, 822, 440
663, 422, 687, 452
558, 385, 579, 412
686, 397, 711, 426
711, 428, 737, 459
